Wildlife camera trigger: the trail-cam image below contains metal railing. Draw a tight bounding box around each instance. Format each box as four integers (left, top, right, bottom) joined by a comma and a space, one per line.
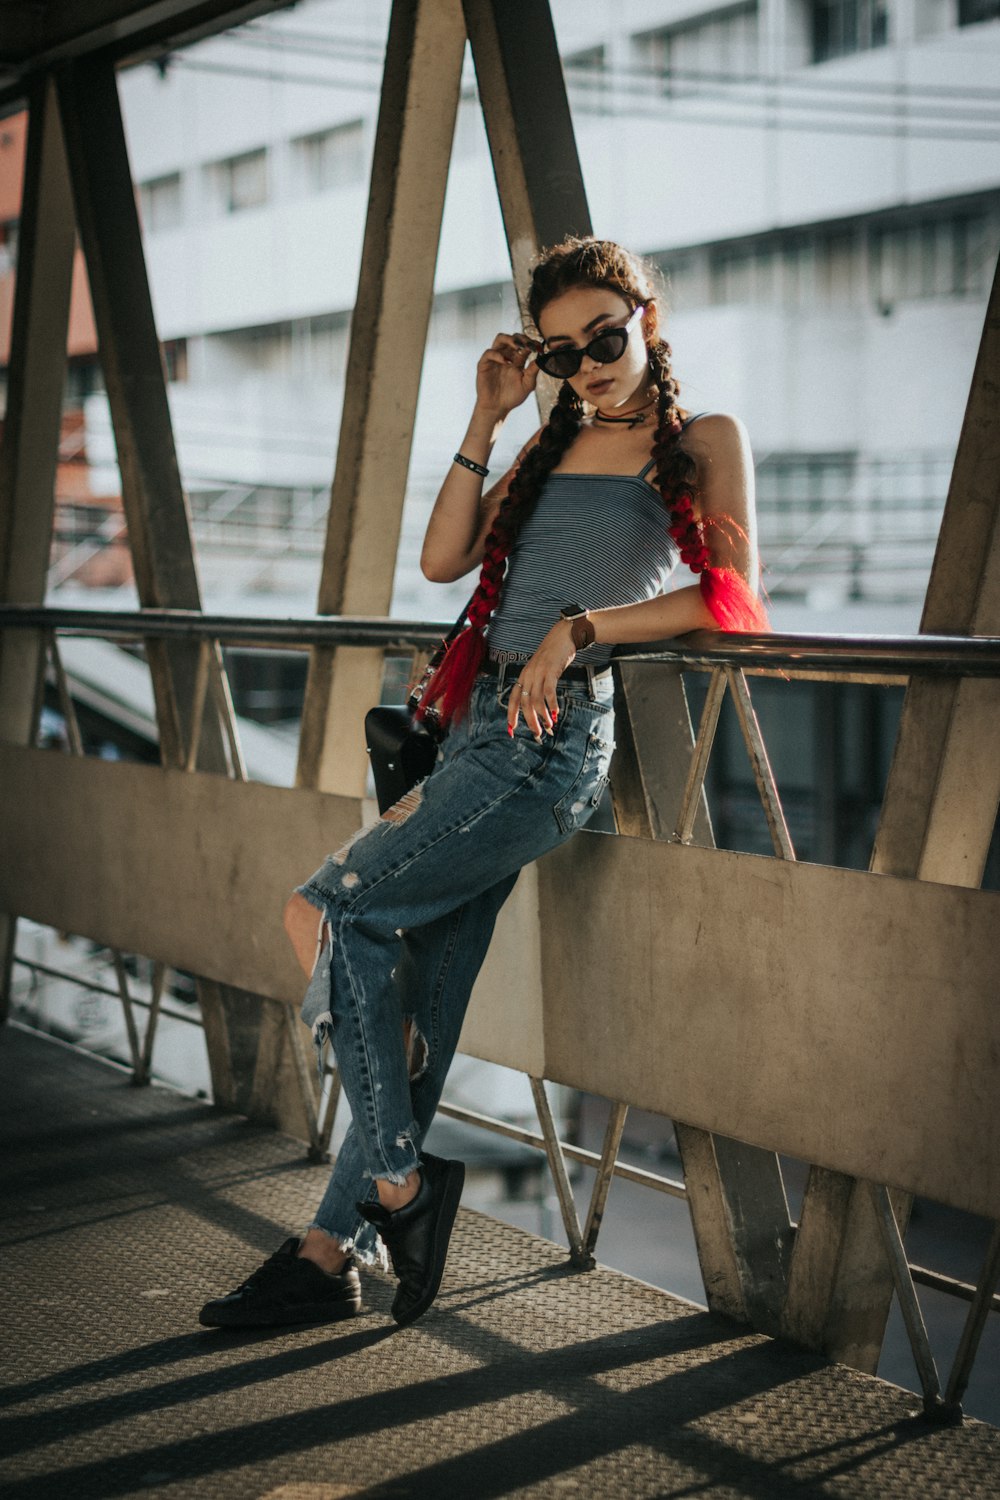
4, 603, 1000, 675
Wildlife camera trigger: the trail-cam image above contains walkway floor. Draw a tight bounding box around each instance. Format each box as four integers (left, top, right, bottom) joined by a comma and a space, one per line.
2, 1025, 998, 1500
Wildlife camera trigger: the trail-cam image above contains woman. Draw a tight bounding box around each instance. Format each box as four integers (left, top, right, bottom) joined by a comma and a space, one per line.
199, 238, 766, 1332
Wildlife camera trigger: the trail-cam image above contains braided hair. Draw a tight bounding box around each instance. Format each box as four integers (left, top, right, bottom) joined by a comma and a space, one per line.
419, 238, 767, 726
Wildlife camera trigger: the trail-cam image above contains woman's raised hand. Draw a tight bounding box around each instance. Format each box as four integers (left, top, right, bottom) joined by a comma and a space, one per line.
476, 333, 540, 417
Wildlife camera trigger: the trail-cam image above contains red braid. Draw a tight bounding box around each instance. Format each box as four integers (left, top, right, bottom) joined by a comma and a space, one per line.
649, 342, 770, 633
416, 384, 584, 727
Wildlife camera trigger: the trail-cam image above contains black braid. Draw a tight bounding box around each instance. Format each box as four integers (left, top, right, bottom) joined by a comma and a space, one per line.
648, 340, 697, 512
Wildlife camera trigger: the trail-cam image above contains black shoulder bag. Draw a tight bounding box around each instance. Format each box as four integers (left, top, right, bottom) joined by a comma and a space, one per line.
364, 602, 470, 814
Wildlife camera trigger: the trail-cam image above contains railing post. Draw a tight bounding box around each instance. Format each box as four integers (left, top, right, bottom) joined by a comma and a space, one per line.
602, 659, 794, 1332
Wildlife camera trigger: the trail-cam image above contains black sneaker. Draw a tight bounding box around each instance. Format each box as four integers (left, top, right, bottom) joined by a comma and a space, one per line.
357, 1152, 465, 1327
199, 1238, 362, 1328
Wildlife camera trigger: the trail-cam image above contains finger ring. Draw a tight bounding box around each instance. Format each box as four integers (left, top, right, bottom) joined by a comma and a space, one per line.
521, 687, 530, 697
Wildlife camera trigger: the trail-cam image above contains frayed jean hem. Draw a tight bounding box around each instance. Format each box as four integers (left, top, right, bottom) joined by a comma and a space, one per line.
305, 1220, 389, 1271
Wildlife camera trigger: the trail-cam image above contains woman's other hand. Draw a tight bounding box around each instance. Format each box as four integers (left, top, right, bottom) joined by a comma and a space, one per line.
506, 619, 577, 740
476, 333, 540, 417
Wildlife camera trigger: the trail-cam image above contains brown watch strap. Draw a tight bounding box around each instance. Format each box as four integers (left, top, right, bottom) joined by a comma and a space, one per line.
570, 613, 595, 651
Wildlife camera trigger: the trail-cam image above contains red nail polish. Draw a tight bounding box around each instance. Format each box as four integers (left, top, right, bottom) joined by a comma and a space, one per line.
507, 724, 514, 738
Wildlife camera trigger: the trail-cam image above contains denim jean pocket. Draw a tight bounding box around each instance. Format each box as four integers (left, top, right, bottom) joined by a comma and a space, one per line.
553, 731, 615, 835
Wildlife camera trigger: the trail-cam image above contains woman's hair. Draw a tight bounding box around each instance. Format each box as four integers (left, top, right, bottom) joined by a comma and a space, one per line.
419, 237, 767, 726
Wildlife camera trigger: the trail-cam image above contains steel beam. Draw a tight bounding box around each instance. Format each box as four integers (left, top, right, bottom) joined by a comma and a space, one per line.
2, 2, 297, 79
463, 0, 591, 310
52, 57, 288, 1120
790, 252, 1000, 1373
876, 246, 1000, 884
0, 78, 76, 1022
56, 56, 212, 768
296, 0, 466, 798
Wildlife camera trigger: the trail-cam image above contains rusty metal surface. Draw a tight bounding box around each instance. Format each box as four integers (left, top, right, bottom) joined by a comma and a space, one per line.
2, 1026, 998, 1500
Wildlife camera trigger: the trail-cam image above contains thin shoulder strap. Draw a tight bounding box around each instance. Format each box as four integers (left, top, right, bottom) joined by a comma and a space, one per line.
637, 411, 708, 478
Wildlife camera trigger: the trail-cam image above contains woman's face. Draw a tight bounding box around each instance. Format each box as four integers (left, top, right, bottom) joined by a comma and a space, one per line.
536, 284, 652, 414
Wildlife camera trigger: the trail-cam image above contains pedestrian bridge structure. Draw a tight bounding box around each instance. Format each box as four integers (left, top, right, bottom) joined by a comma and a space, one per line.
1, 2, 999, 1495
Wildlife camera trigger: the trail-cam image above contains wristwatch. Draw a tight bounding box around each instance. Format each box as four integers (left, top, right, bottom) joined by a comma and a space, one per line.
560, 604, 595, 651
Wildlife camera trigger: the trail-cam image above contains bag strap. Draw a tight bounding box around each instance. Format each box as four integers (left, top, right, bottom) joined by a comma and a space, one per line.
407, 595, 475, 715
442, 597, 473, 646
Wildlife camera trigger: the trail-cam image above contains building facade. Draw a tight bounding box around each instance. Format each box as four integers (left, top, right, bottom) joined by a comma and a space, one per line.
87, 0, 1000, 628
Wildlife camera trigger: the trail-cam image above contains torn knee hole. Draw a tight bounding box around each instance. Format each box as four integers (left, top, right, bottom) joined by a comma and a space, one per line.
381, 782, 424, 826
403, 1015, 429, 1081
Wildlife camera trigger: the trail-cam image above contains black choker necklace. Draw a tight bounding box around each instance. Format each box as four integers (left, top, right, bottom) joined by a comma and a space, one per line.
593, 398, 657, 429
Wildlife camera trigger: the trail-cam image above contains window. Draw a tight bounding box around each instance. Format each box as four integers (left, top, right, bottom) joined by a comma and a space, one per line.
294, 121, 366, 192
958, 0, 1000, 21
757, 453, 857, 515
162, 339, 188, 383
871, 213, 998, 306
710, 247, 755, 304
810, 0, 888, 62
634, 6, 759, 99
138, 172, 182, 232
564, 44, 608, 106
656, 249, 708, 311
211, 149, 268, 213
818, 231, 855, 301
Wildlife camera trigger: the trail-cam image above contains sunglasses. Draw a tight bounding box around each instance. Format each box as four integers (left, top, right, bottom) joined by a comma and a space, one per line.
535, 304, 645, 380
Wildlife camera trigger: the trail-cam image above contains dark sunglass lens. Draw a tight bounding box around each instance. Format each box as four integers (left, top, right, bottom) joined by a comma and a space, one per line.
588, 328, 627, 365
539, 349, 581, 378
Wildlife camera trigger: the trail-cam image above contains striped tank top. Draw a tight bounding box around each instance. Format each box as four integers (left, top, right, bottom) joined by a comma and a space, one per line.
487, 449, 688, 668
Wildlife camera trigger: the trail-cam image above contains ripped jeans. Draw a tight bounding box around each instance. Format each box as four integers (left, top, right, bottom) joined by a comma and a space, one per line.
295, 669, 615, 1264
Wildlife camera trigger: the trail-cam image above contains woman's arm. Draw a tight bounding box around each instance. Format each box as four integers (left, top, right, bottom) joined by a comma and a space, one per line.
509, 413, 759, 735
421, 334, 541, 584
421, 420, 542, 583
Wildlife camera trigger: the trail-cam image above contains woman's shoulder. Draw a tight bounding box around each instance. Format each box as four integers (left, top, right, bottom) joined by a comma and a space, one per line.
681, 410, 747, 439
679, 411, 751, 459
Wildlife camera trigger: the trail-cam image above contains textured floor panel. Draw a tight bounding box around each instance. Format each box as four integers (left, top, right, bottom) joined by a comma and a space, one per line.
1, 1026, 998, 1499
